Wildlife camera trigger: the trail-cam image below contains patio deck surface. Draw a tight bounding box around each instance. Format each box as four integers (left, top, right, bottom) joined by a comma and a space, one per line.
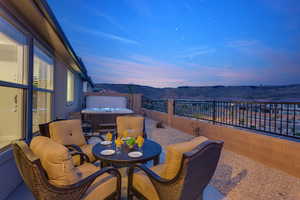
7, 118, 300, 200
143, 118, 300, 200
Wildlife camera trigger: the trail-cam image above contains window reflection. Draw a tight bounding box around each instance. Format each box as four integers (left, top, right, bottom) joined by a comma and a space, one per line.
32, 91, 51, 133
33, 45, 53, 90
0, 17, 27, 84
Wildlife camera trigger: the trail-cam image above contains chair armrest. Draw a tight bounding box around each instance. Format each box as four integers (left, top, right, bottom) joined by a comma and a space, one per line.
128, 164, 170, 184
65, 144, 82, 153
128, 164, 183, 200
69, 166, 122, 199
78, 166, 121, 187
70, 151, 90, 164
45, 166, 121, 198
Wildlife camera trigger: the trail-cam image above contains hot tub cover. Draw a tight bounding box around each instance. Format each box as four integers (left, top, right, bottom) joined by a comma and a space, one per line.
81, 107, 133, 114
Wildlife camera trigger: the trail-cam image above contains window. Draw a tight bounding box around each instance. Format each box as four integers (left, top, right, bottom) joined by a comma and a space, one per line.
0, 17, 27, 84
83, 81, 88, 92
33, 45, 53, 90
32, 44, 53, 132
0, 16, 27, 148
0, 87, 24, 148
32, 91, 51, 132
67, 69, 74, 104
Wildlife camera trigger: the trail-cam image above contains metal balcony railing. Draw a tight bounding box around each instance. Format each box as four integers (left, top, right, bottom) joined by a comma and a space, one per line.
174, 100, 300, 139
142, 97, 168, 113
142, 97, 300, 139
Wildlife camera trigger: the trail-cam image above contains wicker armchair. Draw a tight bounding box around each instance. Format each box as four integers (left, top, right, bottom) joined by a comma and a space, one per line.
47, 119, 105, 165
39, 119, 66, 138
12, 139, 121, 200
39, 119, 96, 139
128, 139, 223, 200
39, 119, 103, 166
116, 115, 146, 138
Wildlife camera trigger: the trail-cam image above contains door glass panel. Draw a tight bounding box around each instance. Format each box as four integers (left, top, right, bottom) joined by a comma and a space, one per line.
0, 86, 23, 148
33, 45, 53, 90
32, 91, 51, 133
0, 17, 27, 84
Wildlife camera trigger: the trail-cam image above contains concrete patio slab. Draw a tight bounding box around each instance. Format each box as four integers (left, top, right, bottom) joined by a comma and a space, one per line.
145, 118, 300, 200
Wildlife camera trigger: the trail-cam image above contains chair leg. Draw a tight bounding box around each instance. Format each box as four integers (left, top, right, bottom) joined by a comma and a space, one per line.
128, 193, 134, 200
127, 167, 134, 200
127, 182, 134, 200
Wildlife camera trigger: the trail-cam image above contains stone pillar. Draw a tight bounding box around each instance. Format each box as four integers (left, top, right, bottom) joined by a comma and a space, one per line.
132, 94, 142, 113
167, 99, 174, 125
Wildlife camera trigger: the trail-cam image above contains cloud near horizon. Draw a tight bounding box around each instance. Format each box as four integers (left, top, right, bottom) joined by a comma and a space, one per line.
84, 54, 268, 88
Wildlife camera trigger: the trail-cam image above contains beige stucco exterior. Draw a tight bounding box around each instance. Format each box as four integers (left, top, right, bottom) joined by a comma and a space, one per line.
54, 59, 83, 119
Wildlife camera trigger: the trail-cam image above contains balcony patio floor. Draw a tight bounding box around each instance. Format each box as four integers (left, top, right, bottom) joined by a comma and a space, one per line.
6, 118, 300, 200
143, 118, 300, 200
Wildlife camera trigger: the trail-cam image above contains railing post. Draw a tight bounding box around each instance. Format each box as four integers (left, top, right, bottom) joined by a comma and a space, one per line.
168, 99, 174, 126
213, 101, 216, 124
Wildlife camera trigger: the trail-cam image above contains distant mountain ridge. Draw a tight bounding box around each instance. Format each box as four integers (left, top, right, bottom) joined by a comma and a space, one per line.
95, 83, 300, 101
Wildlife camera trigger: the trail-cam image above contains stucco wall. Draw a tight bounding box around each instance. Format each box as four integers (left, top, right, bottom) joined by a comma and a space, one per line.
54, 60, 83, 119
141, 109, 168, 124
141, 107, 300, 179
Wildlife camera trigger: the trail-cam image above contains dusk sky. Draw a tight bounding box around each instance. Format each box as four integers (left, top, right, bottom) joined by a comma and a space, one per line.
48, 0, 300, 88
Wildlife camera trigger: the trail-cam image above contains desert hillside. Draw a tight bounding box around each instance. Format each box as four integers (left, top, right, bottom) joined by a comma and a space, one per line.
95, 83, 300, 101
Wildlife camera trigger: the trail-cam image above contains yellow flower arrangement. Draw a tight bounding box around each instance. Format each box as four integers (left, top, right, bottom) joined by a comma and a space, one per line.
106, 132, 113, 141
136, 136, 144, 148
115, 137, 124, 148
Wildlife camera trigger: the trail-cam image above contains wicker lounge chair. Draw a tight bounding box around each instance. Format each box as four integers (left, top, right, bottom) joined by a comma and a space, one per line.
128, 137, 223, 200
12, 137, 121, 200
116, 115, 146, 138
47, 119, 102, 165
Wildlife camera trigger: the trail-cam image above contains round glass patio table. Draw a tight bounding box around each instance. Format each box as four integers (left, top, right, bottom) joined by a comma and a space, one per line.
92, 139, 162, 167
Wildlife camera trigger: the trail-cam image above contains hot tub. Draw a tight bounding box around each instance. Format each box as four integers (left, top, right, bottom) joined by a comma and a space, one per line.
81, 107, 134, 133
81, 107, 133, 114
81, 95, 135, 132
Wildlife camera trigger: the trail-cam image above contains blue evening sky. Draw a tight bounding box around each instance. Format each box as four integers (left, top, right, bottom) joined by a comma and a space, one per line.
48, 0, 300, 87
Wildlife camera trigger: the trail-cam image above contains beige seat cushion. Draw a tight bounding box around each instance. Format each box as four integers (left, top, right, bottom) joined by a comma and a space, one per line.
164, 136, 208, 179
133, 164, 165, 200
30, 136, 80, 186
117, 115, 144, 138
82, 173, 117, 200
77, 162, 117, 200
49, 119, 86, 146
76, 163, 99, 178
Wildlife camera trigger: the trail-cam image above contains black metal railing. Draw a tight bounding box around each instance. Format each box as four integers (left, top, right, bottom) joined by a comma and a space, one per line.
142, 98, 168, 113
174, 100, 300, 139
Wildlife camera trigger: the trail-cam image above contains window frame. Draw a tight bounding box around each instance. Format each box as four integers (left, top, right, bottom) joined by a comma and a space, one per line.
66, 69, 75, 106
32, 42, 54, 134
0, 7, 55, 150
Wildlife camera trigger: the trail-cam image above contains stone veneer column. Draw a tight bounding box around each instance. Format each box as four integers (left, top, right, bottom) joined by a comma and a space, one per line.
167, 99, 174, 125
132, 94, 142, 113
